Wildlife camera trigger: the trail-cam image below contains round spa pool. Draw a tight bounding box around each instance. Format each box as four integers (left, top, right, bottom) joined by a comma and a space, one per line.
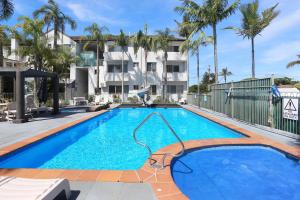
171, 145, 300, 200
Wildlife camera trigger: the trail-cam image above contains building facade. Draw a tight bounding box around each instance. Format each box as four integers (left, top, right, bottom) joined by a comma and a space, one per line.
69, 34, 188, 102
1, 30, 189, 103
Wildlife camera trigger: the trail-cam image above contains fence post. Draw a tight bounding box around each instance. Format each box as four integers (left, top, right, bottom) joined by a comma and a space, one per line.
231, 82, 234, 118
268, 76, 275, 128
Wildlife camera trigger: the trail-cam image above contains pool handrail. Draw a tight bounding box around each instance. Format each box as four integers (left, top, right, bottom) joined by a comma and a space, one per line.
132, 112, 185, 169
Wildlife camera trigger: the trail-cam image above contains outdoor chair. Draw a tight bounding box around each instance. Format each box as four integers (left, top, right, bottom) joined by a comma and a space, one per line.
0, 176, 71, 200
74, 97, 88, 106
25, 94, 48, 115
4, 102, 17, 121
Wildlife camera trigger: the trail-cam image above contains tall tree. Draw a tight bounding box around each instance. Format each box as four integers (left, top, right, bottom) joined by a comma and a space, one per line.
153, 28, 173, 102
132, 24, 153, 87
176, 14, 194, 93
226, 0, 279, 78
17, 16, 53, 103
0, 0, 14, 93
180, 31, 212, 105
33, 0, 76, 50
0, 0, 14, 67
176, 0, 239, 83
84, 23, 108, 94
220, 67, 232, 83
116, 29, 129, 103
17, 16, 52, 71
287, 55, 300, 68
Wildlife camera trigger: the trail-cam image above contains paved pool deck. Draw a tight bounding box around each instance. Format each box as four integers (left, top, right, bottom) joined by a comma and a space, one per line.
0, 112, 97, 148
69, 181, 156, 200
1, 105, 300, 199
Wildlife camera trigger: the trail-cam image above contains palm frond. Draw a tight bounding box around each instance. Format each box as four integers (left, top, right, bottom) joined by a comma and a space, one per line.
287, 60, 300, 68
0, 0, 14, 20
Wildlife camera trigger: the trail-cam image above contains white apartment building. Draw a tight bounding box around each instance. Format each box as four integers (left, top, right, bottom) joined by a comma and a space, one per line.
68, 34, 188, 102
2, 30, 189, 102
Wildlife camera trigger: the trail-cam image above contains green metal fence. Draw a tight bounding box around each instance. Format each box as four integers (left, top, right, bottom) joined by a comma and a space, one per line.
187, 77, 300, 135
273, 94, 300, 135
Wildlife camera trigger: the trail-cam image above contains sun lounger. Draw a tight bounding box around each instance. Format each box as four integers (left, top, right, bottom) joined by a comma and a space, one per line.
0, 176, 71, 200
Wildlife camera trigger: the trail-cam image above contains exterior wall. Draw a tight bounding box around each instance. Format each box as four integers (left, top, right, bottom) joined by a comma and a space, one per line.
69, 36, 188, 102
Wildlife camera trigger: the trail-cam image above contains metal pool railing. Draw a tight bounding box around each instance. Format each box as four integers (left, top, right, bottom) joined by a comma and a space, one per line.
132, 112, 185, 170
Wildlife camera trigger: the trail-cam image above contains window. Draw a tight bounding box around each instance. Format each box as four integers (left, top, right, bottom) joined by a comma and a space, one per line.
147, 62, 156, 72
167, 65, 180, 73
151, 85, 157, 95
133, 85, 139, 90
109, 85, 129, 94
167, 85, 177, 94
108, 45, 115, 52
133, 62, 139, 68
108, 45, 128, 52
48, 44, 52, 48
107, 64, 128, 73
168, 46, 179, 52
167, 85, 184, 94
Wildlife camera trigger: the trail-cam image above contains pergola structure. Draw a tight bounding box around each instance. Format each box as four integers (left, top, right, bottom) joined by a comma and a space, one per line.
0, 67, 59, 123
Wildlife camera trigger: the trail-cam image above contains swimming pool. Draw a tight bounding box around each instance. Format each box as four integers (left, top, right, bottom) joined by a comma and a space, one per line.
172, 145, 300, 200
0, 108, 243, 170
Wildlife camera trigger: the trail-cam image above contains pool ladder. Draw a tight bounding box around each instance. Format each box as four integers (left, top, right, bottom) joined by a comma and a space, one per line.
133, 112, 185, 170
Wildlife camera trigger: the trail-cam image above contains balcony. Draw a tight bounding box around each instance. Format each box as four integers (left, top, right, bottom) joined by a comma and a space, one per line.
104, 52, 129, 61
167, 52, 187, 61
166, 72, 187, 81
77, 51, 103, 67
104, 73, 130, 82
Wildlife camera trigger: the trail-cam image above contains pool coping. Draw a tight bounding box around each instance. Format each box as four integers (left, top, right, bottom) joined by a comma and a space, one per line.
0, 106, 300, 200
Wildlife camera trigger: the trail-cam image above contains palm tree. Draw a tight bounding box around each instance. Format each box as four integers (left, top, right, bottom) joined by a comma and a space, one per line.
0, 0, 13, 93
287, 55, 300, 68
52, 46, 79, 99
176, 15, 194, 93
153, 28, 173, 102
116, 29, 129, 103
220, 67, 232, 83
132, 29, 145, 86
176, 0, 239, 83
180, 31, 212, 106
17, 16, 53, 103
202, 0, 239, 83
132, 24, 154, 87
84, 23, 108, 94
0, 0, 14, 67
226, 0, 279, 78
17, 16, 51, 70
33, 0, 76, 50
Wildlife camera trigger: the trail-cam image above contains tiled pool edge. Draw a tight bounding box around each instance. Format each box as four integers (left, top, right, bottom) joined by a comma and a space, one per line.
0, 106, 300, 200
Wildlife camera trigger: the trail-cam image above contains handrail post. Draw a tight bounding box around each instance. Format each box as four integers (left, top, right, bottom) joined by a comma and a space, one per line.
132, 112, 185, 169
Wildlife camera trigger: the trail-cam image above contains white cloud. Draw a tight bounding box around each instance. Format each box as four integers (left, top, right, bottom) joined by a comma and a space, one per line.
261, 40, 300, 64
66, 3, 128, 26
257, 8, 300, 44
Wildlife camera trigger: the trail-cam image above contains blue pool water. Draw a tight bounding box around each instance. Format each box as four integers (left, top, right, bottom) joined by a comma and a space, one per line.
172, 146, 300, 200
0, 108, 242, 170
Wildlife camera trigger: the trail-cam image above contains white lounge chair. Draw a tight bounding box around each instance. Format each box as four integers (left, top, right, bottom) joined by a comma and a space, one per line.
0, 176, 71, 200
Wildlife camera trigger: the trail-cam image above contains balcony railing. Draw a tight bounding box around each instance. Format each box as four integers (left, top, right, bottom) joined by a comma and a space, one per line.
104, 73, 130, 82
166, 72, 187, 81
77, 51, 103, 67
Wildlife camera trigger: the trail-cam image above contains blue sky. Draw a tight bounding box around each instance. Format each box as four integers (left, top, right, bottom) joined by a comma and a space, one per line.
4, 0, 300, 85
